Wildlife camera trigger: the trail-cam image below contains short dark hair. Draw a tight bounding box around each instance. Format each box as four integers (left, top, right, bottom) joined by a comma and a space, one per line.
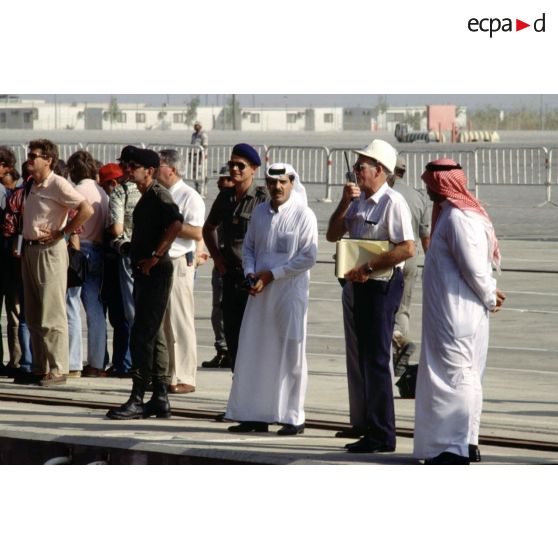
67, 150, 97, 183
28, 139, 59, 169
0, 145, 16, 168
21, 161, 32, 181
54, 159, 69, 179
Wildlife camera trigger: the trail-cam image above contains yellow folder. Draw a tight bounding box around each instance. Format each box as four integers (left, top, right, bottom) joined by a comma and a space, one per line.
335, 239, 394, 280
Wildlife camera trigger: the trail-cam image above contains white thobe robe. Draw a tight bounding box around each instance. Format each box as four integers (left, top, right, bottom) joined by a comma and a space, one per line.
225, 196, 318, 426
413, 202, 498, 459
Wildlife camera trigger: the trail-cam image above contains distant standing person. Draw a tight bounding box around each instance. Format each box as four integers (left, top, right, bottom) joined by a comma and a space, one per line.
414, 159, 505, 465
191, 121, 208, 196
388, 155, 431, 375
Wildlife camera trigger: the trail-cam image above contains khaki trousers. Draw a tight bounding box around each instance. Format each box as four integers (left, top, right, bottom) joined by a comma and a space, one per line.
163, 256, 197, 386
21, 239, 69, 375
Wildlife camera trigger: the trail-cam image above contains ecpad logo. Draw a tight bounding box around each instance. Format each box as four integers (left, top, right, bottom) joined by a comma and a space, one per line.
468, 13, 546, 37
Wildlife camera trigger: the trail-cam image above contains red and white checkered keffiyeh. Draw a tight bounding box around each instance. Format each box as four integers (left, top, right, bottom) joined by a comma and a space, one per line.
422, 159, 501, 271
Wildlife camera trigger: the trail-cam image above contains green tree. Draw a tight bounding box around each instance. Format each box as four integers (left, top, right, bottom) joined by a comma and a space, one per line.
103, 96, 120, 128
373, 95, 389, 117
223, 95, 241, 130
403, 111, 422, 131
184, 96, 200, 126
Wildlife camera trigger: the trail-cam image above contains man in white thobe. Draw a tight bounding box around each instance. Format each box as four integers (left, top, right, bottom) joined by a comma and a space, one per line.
413, 159, 506, 464
225, 163, 318, 435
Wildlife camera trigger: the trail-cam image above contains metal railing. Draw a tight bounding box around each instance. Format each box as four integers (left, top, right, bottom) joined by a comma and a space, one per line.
3, 141, 557, 206
266, 145, 329, 186
145, 144, 204, 182
85, 142, 144, 165
401, 149, 476, 192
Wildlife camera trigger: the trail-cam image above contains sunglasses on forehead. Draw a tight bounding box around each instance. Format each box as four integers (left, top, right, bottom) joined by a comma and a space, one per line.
227, 161, 247, 171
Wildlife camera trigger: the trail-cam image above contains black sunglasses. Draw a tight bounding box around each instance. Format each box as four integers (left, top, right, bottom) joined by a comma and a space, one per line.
227, 161, 247, 171
27, 152, 47, 161
127, 162, 144, 170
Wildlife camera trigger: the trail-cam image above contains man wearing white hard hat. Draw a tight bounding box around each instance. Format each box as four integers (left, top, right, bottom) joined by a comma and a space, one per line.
326, 139, 415, 453
225, 163, 318, 435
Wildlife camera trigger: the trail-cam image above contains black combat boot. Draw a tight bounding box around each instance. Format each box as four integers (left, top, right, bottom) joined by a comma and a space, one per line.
201, 349, 231, 369
143, 380, 172, 419
106, 380, 145, 420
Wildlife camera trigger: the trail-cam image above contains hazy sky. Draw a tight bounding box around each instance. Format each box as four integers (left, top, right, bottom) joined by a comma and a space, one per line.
10, 94, 558, 109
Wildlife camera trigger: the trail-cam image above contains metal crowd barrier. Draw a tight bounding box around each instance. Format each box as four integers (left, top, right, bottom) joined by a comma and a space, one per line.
85, 142, 144, 165
3, 141, 557, 206
5, 143, 27, 172
545, 148, 558, 206
146, 144, 204, 182
474, 146, 549, 206
325, 148, 358, 202
266, 146, 329, 195
401, 149, 476, 192
57, 143, 83, 163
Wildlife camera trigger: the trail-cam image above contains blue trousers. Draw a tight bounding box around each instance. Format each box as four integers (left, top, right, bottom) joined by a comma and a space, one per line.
348, 269, 403, 446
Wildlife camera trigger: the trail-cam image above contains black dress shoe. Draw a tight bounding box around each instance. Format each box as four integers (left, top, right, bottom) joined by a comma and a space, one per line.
345, 438, 396, 454
228, 421, 268, 433
13, 372, 43, 385
424, 452, 470, 465
334, 426, 366, 439
469, 444, 481, 462
277, 424, 305, 436
202, 350, 231, 369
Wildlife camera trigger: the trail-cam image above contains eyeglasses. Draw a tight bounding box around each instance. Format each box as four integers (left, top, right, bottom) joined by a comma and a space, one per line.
27, 152, 47, 161
127, 162, 144, 170
227, 161, 247, 171
353, 161, 378, 172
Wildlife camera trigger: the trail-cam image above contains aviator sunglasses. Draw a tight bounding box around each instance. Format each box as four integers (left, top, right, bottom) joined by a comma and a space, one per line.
227, 161, 247, 171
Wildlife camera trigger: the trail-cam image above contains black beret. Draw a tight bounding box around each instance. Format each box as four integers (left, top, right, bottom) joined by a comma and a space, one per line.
231, 143, 261, 167
131, 148, 160, 169
118, 145, 139, 162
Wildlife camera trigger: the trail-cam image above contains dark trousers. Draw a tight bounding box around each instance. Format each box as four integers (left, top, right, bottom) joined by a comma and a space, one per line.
352, 269, 404, 446
211, 267, 227, 351
221, 271, 249, 371
130, 262, 173, 386
0, 248, 23, 367
103, 256, 132, 373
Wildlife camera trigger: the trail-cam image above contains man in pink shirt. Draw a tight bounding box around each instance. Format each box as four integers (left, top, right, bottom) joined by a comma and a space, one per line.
19, 139, 93, 386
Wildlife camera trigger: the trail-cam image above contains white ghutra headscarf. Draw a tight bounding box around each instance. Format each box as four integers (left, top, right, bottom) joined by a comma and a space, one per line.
265, 162, 308, 207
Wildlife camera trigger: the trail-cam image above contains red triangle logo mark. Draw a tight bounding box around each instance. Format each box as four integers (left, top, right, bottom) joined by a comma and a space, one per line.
516, 19, 530, 31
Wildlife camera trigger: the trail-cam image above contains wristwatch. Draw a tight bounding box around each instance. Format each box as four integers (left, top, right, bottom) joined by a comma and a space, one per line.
365, 263, 374, 275
151, 251, 161, 259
